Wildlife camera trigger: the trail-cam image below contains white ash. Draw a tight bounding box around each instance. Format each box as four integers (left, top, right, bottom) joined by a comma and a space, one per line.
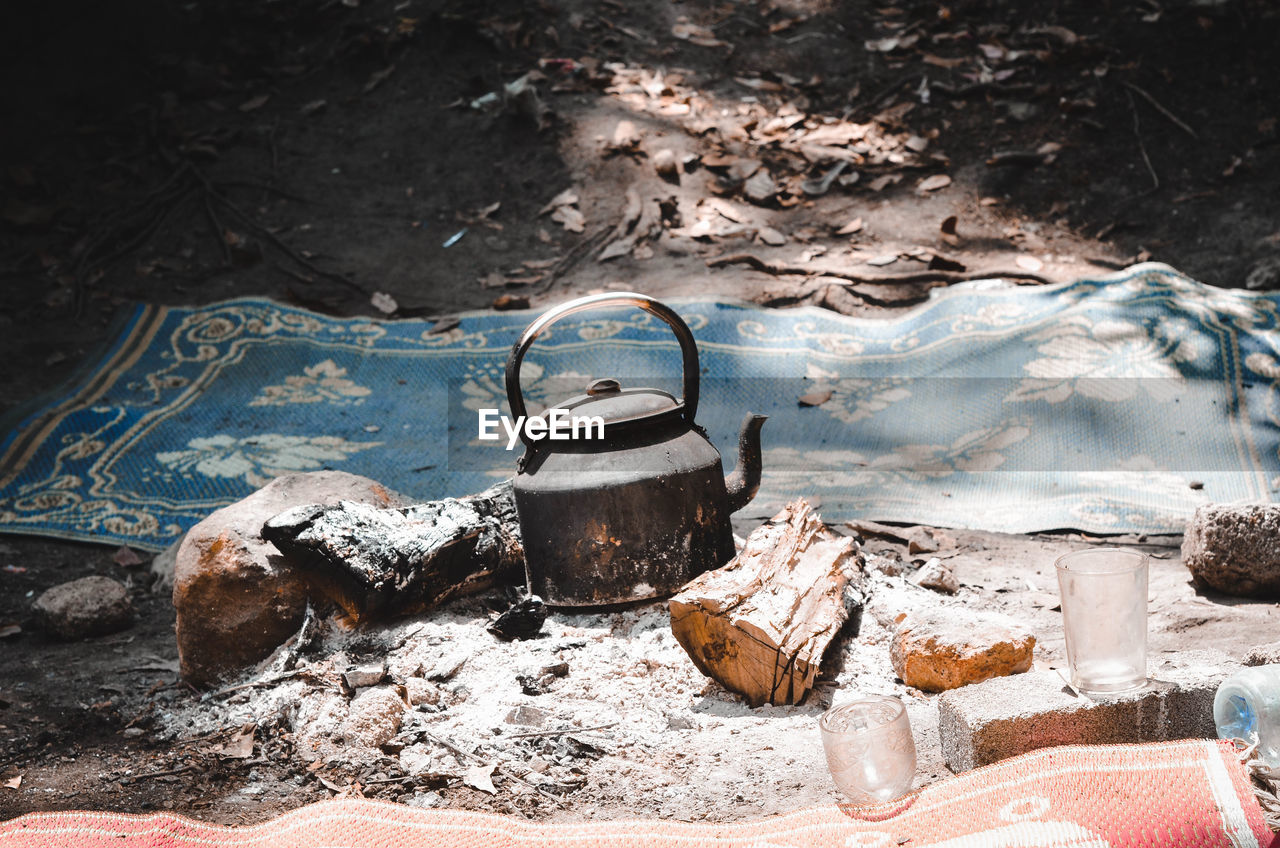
154, 580, 951, 821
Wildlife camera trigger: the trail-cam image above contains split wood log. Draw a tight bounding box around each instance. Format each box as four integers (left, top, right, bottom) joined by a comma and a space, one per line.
262, 481, 522, 621
669, 499, 866, 707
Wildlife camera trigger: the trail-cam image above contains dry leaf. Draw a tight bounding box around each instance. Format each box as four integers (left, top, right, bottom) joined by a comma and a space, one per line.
867, 173, 903, 192
735, 77, 783, 92
370, 292, 399, 315
113, 546, 145, 567
238, 94, 270, 112
671, 22, 725, 47
3, 775, 20, 790
538, 188, 578, 215
917, 174, 952, 193
363, 65, 396, 94
463, 763, 498, 794
922, 53, 968, 69
493, 294, 531, 311
836, 217, 864, 236
867, 254, 899, 267
550, 206, 585, 233
211, 724, 256, 759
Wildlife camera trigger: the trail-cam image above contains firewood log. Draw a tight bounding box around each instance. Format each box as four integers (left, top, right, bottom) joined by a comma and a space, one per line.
262, 481, 522, 621
669, 499, 865, 707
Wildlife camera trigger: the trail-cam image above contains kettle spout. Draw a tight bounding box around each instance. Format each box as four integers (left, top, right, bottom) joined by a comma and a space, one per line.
725, 412, 767, 513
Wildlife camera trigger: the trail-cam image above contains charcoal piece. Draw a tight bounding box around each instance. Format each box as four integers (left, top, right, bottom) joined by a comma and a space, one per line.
263, 481, 523, 621
488, 595, 547, 641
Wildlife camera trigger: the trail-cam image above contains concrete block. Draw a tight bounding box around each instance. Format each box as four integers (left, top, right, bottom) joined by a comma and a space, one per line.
938, 650, 1240, 772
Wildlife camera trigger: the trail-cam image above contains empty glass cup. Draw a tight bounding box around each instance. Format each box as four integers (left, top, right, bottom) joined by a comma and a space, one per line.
1055, 548, 1149, 695
819, 696, 916, 803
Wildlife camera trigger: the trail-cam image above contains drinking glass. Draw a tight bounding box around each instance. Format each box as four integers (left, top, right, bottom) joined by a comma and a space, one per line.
1055, 548, 1149, 695
819, 696, 916, 803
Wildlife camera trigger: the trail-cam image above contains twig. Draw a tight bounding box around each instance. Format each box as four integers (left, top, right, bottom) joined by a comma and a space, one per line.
1125, 88, 1160, 194
1122, 81, 1199, 140
539, 226, 612, 291
505, 722, 619, 740
706, 253, 1055, 285
186, 165, 370, 297
118, 765, 193, 784
203, 669, 304, 700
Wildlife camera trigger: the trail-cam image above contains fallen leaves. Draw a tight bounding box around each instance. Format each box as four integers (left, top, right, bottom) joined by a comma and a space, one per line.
540, 189, 585, 233
3, 775, 21, 790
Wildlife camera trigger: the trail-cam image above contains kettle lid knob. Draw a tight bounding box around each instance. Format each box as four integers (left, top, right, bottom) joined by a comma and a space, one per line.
586, 378, 622, 396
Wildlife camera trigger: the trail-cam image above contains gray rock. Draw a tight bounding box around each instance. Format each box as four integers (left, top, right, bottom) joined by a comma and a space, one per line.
1182, 504, 1280, 598
34, 575, 134, 639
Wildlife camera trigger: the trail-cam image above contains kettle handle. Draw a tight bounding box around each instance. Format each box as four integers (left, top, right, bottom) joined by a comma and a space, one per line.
505, 292, 700, 438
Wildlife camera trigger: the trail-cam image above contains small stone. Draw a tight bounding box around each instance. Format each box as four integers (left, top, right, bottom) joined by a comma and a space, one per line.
504, 704, 549, 727
1183, 504, 1280, 598
912, 557, 959, 594
33, 576, 134, 639
342, 662, 387, 690
404, 677, 440, 707
906, 527, 939, 555
342, 687, 403, 749
424, 650, 468, 681
890, 608, 1034, 693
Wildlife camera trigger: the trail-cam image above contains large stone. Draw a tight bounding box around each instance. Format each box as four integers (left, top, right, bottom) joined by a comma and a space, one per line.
1245, 641, 1280, 667
938, 650, 1239, 772
1183, 504, 1280, 598
173, 471, 406, 687
33, 575, 134, 639
890, 608, 1034, 693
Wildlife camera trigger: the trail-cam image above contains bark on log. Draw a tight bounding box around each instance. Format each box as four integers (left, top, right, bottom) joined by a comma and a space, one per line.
669, 499, 866, 707
262, 481, 523, 621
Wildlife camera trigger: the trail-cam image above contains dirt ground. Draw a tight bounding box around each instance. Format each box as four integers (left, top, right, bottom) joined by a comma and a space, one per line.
2, 0, 1280, 827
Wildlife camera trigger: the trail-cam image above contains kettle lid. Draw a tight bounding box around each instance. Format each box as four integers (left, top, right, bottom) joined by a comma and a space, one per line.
554, 378, 681, 427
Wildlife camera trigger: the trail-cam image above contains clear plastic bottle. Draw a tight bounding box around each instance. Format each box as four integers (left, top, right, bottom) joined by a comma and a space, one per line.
1214, 664, 1280, 769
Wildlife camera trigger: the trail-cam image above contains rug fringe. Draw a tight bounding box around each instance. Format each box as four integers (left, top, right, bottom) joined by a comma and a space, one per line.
1235, 738, 1280, 833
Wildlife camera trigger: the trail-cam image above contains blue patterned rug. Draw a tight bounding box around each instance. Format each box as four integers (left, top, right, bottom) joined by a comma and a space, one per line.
3, 263, 1278, 551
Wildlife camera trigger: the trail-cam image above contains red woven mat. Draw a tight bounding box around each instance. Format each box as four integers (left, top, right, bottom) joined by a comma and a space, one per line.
1, 740, 1274, 848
